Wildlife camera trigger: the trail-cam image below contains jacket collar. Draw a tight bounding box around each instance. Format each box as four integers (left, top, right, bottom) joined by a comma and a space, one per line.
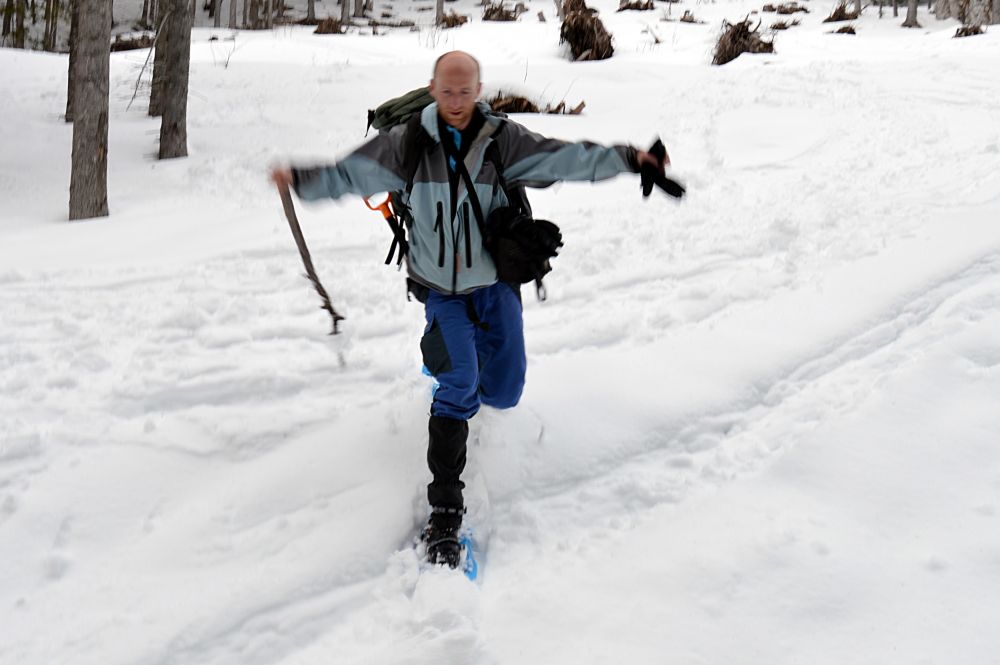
421, 102, 501, 145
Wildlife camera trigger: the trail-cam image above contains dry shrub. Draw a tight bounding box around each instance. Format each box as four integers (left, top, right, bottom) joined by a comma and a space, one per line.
680, 10, 698, 22
484, 2, 519, 20
712, 18, 774, 65
833, 24, 856, 33
770, 18, 800, 29
111, 33, 154, 51
315, 17, 346, 33
487, 92, 587, 115
618, 0, 655, 10
823, 2, 859, 22
560, 11, 614, 60
764, 2, 808, 12
954, 25, 984, 37
441, 11, 469, 27
563, 0, 592, 14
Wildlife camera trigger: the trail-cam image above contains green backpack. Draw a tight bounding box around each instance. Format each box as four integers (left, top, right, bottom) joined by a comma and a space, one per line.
366, 87, 435, 136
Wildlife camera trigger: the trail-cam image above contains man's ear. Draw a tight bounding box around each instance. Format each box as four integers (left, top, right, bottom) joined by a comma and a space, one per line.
476, 82, 483, 97
428, 80, 437, 99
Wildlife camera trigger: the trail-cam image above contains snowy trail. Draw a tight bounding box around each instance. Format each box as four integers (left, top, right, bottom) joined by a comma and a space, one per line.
4, 8, 1000, 665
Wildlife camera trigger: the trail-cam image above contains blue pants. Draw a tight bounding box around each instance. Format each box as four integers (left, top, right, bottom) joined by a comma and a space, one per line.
420, 282, 526, 421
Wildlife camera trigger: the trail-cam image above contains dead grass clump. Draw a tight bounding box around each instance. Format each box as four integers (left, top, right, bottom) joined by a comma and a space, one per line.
618, 0, 655, 10
560, 11, 615, 60
771, 18, 801, 28
833, 24, 856, 33
563, 0, 593, 14
823, 2, 859, 22
484, 2, 519, 20
954, 25, 984, 37
712, 18, 774, 65
314, 17, 346, 33
441, 11, 469, 27
487, 92, 587, 115
110, 33, 154, 51
763, 2, 808, 12
679, 10, 700, 22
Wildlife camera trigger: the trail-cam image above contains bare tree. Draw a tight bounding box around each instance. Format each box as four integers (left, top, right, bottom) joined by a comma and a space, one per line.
2, 0, 13, 44
229, 0, 237, 27
967, 0, 989, 23
14, 0, 25, 48
354, 0, 365, 18
159, 0, 191, 159
68, 0, 111, 220
854, 0, 863, 17
266, 0, 273, 26
902, 0, 921, 24
340, 0, 349, 24
992, 0, 999, 24
150, 4, 169, 116
43, 0, 61, 51
306, 0, 315, 21
213, 0, 220, 26
65, 0, 78, 121
435, 0, 443, 24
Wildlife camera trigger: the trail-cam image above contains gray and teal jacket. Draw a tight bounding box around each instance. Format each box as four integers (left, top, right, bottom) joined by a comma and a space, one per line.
292, 102, 640, 295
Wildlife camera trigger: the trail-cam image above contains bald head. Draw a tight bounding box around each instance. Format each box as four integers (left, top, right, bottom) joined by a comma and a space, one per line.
429, 51, 483, 130
432, 51, 482, 82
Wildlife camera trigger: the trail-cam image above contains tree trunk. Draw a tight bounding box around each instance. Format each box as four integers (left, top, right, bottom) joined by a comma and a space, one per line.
893, 0, 899, 16
149, 6, 169, 116
306, 0, 314, 21
68, 0, 110, 220
189, 0, 195, 18
2, 0, 13, 43
967, 0, 988, 23
853, 0, 863, 16
242, 0, 248, 27
159, 0, 191, 159
65, 0, 77, 120
229, 0, 237, 26
265, 0, 272, 26
340, 0, 349, 24
47, 0, 59, 50
434, 0, 443, 24
354, 0, 364, 18
902, 0, 921, 23
991, 0, 999, 24
141, 0, 150, 26
213, 0, 220, 25
14, 0, 25, 47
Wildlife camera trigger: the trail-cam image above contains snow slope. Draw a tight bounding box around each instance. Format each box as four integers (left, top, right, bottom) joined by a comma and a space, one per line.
2, 3, 1000, 664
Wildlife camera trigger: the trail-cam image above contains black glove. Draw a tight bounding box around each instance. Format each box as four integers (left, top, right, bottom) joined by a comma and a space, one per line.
640, 139, 686, 199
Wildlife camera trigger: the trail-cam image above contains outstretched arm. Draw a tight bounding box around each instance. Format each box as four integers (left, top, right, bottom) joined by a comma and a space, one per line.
271, 126, 409, 202
496, 121, 668, 188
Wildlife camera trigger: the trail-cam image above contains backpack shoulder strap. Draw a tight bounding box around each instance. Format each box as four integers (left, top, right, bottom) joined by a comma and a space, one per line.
402, 113, 431, 195
484, 121, 531, 216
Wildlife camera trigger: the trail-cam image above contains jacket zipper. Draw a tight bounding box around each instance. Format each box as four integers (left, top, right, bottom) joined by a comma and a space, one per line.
434, 201, 445, 268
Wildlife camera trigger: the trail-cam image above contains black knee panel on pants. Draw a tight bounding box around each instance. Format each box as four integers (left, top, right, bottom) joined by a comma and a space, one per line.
427, 415, 468, 509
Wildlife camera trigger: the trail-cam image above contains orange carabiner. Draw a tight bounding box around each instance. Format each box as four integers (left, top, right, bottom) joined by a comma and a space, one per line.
364, 195, 395, 221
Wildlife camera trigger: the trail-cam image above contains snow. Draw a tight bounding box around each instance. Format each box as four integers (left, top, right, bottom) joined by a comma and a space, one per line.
3, 2, 1000, 664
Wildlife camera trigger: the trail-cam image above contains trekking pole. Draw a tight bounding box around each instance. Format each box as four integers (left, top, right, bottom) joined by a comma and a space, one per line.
277, 184, 345, 335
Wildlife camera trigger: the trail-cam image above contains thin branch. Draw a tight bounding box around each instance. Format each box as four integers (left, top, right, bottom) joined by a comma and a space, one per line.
126, 10, 173, 112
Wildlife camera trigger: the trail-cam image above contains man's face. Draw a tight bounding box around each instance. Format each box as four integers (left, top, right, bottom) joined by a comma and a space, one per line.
429, 58, 482, 130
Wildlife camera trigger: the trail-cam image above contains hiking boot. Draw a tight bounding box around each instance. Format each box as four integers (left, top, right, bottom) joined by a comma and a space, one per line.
421, 506, 465, 569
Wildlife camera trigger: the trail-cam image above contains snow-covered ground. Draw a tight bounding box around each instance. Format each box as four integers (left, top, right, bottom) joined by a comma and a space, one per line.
3, 2, 1000, 664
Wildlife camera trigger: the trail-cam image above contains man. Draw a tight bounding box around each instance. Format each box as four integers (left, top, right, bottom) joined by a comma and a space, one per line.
271, 51, 674, 569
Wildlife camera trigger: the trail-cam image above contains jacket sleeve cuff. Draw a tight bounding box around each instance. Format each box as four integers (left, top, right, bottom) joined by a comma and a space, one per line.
622, 145, 641, 173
